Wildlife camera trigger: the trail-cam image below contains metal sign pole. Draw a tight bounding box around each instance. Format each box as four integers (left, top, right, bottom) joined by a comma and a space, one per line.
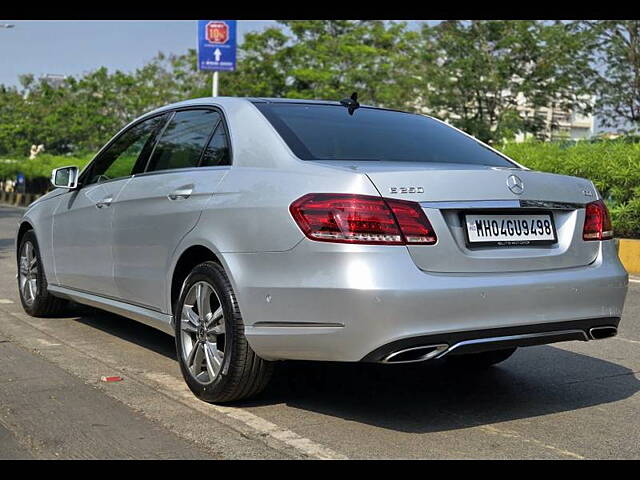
212, 71, 219, 97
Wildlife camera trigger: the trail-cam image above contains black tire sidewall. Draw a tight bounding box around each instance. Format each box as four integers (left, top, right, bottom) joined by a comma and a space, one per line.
174, 262, 237, 400
17, 231, 48, 315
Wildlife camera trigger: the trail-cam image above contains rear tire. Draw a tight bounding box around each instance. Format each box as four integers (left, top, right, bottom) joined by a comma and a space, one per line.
174, 261, 273, 403
445, 347, 517, 369
17, 230, 68, 317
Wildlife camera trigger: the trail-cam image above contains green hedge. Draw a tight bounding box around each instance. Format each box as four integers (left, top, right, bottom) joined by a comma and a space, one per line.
1, 139, 638, 238
499, 140, 640, 238
0, 154, 93, 181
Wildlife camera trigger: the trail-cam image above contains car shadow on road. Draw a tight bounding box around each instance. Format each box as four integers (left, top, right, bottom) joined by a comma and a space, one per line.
69, 308, 639, 434
70, 306, 178, 360
244, 349, 640, 433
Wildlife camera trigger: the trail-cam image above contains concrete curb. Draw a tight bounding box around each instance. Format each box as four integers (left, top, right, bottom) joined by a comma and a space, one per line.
0, 191, 41, 208
618, 238, 640, 274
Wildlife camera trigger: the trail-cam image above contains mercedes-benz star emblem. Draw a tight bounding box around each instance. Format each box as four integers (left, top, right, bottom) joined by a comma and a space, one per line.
506, 174, 524, 195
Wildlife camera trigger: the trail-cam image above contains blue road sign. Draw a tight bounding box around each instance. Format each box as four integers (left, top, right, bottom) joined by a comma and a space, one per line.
197, 20, 237, 72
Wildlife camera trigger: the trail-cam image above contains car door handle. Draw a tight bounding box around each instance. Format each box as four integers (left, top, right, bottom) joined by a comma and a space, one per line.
167, 187, 193, 201
96, 196, 113, 208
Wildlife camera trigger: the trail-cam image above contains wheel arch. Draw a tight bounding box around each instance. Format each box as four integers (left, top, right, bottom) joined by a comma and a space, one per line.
16, 221, 35, 260
169, 243, 230, 316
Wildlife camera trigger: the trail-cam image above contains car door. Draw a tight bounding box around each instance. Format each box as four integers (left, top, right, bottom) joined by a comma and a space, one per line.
112, 108, 231, 312
52, 114, 168, 298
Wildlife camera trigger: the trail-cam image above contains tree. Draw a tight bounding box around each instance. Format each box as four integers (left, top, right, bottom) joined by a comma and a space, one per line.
578, 21, 640, 131
133, 21, 424, 109
0, 84, 28, 156
0, 56, 202, 155
275, 20, 422, 109
0, 20, 605, 156
221, 27, 293, 97
418, 20, 595, 144
206, 21, 422, 108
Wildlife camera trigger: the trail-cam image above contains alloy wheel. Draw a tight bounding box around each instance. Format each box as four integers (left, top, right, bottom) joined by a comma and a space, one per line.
19, 241, 38, 306
180, 281, 226, 385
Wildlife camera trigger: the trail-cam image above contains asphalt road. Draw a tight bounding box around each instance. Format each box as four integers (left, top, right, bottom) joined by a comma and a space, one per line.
0, 204, 638, 459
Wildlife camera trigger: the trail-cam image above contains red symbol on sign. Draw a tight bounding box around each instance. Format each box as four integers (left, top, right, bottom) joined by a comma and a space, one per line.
206, 21, 229, 44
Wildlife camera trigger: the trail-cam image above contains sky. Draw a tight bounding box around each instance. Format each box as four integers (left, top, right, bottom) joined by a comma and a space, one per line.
0, 20, 278, 87
0, 20, 432, 87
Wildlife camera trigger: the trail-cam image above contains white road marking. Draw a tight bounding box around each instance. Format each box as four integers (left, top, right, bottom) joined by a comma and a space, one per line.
480, 425, 585, 459
0, 304, 346, 460
629, 278, 640, 284
0, 299, 14, 304
614, 336, 640, 345
143, 372, 348, 460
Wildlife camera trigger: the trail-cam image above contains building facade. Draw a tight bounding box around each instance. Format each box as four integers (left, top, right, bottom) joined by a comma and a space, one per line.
514, 102, 595, 142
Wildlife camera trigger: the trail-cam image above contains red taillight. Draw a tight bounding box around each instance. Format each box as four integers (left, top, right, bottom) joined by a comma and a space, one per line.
385, 198, 438, 244
583, 199, 613, 241
289, 193, 437, 245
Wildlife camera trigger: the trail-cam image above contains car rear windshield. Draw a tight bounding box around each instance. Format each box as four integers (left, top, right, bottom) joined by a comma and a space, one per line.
254, 102, 515, 167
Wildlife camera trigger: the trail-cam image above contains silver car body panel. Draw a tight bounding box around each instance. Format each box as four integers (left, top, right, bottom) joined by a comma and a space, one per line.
52, 178, 130, 297
16, 97, 629, 363
111, 167, 229, 311
224, 236, 627, 361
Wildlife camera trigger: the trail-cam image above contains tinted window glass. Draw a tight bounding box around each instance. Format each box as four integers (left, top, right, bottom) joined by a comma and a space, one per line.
86, 115, 165, 185
146, 109, 220, 172
200, 123, 231, 167
255, 103, 514, 167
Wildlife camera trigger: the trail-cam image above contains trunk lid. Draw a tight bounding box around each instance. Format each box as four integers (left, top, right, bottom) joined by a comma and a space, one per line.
317, 161, 599, 273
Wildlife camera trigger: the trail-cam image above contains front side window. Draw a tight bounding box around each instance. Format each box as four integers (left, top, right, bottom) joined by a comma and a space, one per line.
84, 115, 166, 185
254, 103, 515, 167
146, 109, 221, 172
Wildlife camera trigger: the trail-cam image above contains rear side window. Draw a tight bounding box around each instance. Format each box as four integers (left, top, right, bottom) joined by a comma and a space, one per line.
254, 103, 514, 167
146, 109, 221, 172
200, 123, 231, 167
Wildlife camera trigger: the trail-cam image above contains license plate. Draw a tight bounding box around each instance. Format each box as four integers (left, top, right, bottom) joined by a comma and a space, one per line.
464, 213, 556, 245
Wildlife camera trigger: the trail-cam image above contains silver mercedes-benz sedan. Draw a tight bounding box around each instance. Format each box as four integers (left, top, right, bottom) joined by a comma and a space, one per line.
15, 97, 628, 403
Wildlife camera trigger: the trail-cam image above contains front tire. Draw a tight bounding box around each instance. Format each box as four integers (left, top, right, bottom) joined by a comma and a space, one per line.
174, 261, 273, 403
17, 230, 68, 317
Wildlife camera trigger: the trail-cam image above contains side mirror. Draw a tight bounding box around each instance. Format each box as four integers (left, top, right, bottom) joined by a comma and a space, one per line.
51, 166, 79, 189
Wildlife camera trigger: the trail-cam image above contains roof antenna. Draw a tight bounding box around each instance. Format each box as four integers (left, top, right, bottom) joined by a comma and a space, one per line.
340, 92, 360, 115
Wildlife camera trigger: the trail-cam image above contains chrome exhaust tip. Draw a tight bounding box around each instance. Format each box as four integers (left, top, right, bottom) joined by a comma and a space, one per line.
381, 344, 449, 364
589, 326, 618, 340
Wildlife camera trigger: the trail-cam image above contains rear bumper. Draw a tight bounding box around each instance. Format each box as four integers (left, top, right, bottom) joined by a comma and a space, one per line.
361, 317, 619, 363
223, 239, 628, 362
